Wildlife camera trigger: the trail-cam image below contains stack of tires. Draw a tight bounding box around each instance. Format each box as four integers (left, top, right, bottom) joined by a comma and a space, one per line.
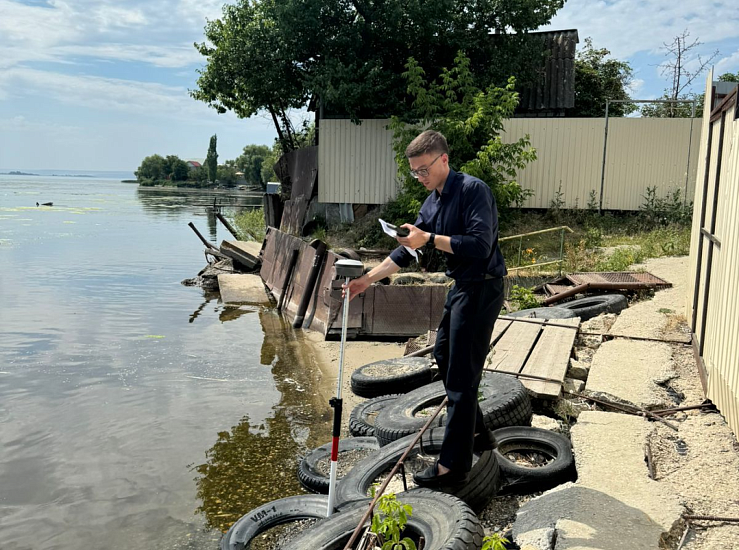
221, 356, 577, 550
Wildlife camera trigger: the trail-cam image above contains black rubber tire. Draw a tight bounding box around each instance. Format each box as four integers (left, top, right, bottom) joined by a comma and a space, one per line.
349, 394, 400, 437
220, 494, 329, 550
557, 293, 628, 321
493, 426, 577, 495
335, 428, 501, 513
374, 372, 532, 447
298, 437, 380, 494
350, 357, 435, 398
291, 489, 484, 550
507, 307, 577, 319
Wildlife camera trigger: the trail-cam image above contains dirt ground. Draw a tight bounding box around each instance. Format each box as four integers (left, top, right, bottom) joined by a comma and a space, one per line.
303, 255, 739, 549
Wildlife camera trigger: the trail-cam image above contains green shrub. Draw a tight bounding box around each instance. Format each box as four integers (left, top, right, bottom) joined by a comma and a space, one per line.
232, 208, 266, 242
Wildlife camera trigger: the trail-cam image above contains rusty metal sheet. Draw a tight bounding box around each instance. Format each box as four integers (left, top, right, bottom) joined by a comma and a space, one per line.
288, 146, 318, 200
370, 286, 438, 337
566, 271, 672, 288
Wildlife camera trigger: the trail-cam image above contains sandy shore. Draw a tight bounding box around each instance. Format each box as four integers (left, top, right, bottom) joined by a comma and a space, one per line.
303, 332, 405, 437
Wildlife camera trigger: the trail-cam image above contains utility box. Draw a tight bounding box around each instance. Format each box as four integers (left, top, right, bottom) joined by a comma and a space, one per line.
266, 182, 281, 194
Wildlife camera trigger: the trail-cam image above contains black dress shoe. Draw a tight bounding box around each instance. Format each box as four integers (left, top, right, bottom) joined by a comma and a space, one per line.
473, 429, 497, 452
413, 462, 469, 488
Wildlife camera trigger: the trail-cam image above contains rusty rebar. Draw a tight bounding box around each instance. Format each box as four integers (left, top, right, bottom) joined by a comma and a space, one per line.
683, 515, 739, 523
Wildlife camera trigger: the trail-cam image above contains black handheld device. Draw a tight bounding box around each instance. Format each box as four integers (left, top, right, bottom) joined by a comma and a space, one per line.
386, 222, 410, 237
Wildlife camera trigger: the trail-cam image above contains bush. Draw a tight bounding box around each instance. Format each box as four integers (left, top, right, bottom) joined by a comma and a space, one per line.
232, 208, 266, 242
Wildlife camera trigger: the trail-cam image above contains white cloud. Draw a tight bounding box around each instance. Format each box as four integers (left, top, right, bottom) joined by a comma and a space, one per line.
54, 44, 202, 68
626, 78, 645, 96
1, 68, 227, 121
0, 116, 81, 134
715, 50, 739, 75
544, 0, 739, 59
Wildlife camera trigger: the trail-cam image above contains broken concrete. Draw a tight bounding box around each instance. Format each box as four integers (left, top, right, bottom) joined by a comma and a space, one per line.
513, 411, 684, 549
608, 257, 690, 342
217, 274, 270, 305
585, 339, 677, 409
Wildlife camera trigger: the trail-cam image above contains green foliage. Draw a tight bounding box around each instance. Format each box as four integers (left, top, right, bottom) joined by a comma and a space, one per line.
232, 208, 266, 242
640, 92, 703, 118
639, 186, 693, 226
217, 165, 238, 187
192, 0, 565, 142
236, 144, 271, 188
572, 38, 636, 117
370, 494, 417, 550
206, 135, 218, 183
386, 52, 536, 223
136, 154, 189, 183
510, 284, 539, 311
482, 532, 510, 550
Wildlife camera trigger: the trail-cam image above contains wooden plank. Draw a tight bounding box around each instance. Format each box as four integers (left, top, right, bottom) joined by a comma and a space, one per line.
220, 240, 263, 269
488, 321, 542, 374
490, 319, 512, 346
520, 317, 580, 399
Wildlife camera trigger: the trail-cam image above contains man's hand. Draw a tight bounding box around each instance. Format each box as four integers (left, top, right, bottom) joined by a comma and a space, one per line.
342, 275, 370, 301
396, 224, 430, 250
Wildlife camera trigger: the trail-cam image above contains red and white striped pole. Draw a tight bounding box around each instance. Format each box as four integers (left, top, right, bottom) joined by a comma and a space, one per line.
327, 259, 364, 516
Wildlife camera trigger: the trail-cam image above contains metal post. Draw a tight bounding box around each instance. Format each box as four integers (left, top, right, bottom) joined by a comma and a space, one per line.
517, 236, 523, 268
559, 227, 566, 276
599, 99, 610, 215
684, 99, 697, 206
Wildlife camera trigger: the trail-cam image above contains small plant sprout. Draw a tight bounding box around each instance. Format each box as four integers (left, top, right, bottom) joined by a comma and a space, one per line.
370, 493, 417, 550
482, 532, 510, 550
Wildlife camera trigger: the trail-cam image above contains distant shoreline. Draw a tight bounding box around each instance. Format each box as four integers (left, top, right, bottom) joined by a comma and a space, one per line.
1, 171, 94, 178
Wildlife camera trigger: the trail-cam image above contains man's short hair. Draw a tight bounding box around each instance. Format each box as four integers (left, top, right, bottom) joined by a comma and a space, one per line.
405, 130, 449, 158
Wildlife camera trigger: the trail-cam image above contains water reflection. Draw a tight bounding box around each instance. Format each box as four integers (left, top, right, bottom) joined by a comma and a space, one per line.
136, 187, 262, 219
194, 310, 333, 533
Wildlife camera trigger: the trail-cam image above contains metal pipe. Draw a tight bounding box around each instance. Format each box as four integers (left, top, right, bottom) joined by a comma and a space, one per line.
188, 221, 219, 251
599, 99, 610, 215
499, 225, 574, 242
542, 283, 590, 305
293, 241, 327, 328
276, 249, 299, 312
215, 212, 242, 240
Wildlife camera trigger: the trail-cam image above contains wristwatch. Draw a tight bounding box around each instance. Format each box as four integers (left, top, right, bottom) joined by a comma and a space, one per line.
428, 233, 436, 247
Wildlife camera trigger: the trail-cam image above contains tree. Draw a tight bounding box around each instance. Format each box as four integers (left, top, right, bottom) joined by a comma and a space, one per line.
642, 30, 719, 118
163, 155, 189, 181
388, 52, 536, 221
571, 38, 635, 117
135, 154, 166, 182
217, 165, 238, 187
205, 135, 218, 183
236, 145, 271, 188
192, 0, 565, 150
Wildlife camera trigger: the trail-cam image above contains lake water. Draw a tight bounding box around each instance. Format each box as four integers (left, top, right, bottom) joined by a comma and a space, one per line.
0, 176, 335, 549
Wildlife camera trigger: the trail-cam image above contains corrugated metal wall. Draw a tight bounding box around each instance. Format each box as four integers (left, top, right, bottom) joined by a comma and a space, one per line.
318, 118, 702, 210
502, 118, 702, 210
687, 70, 739, 437
318, 119, 399, 204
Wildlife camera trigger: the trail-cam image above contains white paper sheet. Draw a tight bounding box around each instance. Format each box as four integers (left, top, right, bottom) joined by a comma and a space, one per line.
379, 218, 422, 262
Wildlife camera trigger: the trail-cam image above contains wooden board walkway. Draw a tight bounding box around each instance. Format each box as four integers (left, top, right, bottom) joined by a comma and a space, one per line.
486, 316, 580, 399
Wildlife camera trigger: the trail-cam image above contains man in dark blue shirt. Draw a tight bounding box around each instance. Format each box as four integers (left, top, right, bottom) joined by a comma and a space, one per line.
345, 130, 506, 487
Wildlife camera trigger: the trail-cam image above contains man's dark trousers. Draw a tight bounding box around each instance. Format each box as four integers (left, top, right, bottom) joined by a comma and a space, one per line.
433, 277, 505, 473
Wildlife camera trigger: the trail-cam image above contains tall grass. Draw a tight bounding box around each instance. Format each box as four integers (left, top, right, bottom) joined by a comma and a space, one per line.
232, 207, 266, 242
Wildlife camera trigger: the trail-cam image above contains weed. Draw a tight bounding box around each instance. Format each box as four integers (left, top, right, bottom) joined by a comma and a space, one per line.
231, 208, 266, 242
370, 493, 417, 550
554, 399, 579, 423
509, 284, 539, 310
482, 533, 510, 550
587, 189, 599, 211
658, 308, 674, 314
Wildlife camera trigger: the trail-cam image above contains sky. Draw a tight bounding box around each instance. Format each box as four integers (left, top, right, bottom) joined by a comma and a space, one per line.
0, 0, 737, 172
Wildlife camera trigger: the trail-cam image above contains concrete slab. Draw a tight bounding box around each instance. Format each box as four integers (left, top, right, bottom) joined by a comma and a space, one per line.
220, 240, 262, 270
217, 274, 270, 305
608, 257, 690, 341
585, 339, 676, 408
513, 411, 684, 549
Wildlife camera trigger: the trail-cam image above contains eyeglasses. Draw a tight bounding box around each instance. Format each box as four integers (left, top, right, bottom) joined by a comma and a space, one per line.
409, 154, 443, 179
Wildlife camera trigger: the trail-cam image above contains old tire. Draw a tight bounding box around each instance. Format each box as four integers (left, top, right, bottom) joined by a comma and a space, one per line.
374, 372, 532, 447
298, 437, 380, 494
335, 428, 501, 513
350, 357, 435, 398
557, 293, 628, 321
493, 426, 576, 495
220, 494, 329, 550
349, 394, 400, 437
292, 489, 484, 550
507, 307, 576, 319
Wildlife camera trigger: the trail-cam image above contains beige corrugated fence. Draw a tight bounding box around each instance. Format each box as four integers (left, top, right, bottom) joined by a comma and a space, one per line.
687, 70, 739, 437
318, 117, 702, 210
